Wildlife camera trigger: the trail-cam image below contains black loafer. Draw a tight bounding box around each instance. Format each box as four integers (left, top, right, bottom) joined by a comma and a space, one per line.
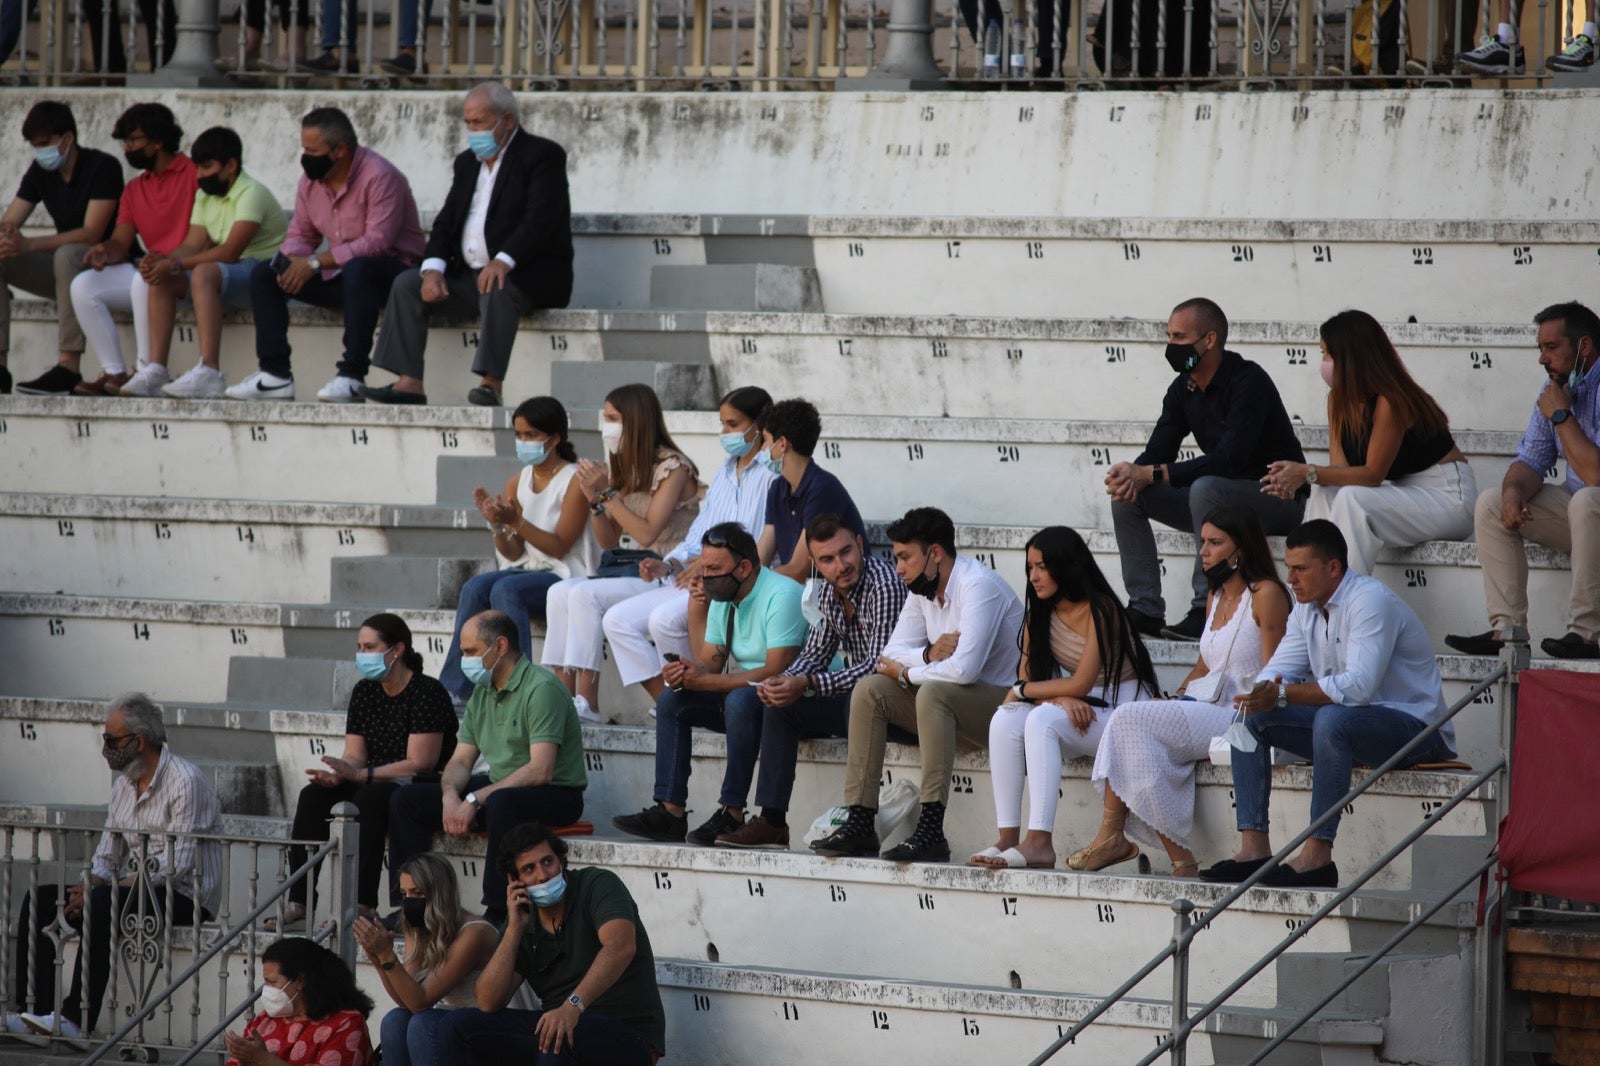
1444, 630, 1504, 657
1128, 610, 1166, 639
1542, 632, 1600, 660
809, 827, 880, 857
1258, 862, 1339, 889
880, 833, 951, 863
1199, 856, 1272, 883
467, 384, 502, 407
361, 384, 427, 405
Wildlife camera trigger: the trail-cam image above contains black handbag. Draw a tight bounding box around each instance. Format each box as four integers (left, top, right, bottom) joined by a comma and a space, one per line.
593, 548, 661, 578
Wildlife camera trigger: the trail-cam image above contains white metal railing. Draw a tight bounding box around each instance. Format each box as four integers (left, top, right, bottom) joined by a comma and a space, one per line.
1027, 632, 1530, 1065
0, 0, 1574, 85
1, 804, 360, 1062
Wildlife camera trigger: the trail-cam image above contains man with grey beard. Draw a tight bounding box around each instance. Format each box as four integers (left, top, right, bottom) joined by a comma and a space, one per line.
8, 693, 221, 1041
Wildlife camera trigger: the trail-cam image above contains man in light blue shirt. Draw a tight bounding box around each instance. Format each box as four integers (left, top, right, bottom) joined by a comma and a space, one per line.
611, 522, 808, 846
1446, 301, 1600, 662
1205, 520, 1453, 889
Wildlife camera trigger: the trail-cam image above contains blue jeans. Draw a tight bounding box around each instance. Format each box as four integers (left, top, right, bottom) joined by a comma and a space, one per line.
653, 687, 741, 808
437, 1007, 652, 1066
249, 255, 410, 381
394, 0, 430, 47
441, 568, 560, 700
380, 1006, 454, 1066
1231, 703, 1454, 842
738, 689, 851, 812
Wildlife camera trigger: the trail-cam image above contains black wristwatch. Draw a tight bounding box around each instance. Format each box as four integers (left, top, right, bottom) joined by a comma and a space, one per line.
1552, 408, 1572, 426
1151, 464, 1165, 484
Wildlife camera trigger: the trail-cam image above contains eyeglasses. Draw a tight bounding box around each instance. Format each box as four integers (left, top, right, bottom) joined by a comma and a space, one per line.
702, 528, 753, 565
120, 133, 149, 149
102, 733, 137, 748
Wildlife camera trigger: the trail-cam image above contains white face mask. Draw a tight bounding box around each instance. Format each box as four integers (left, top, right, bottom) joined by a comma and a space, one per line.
800, 575, 824, 626
257, 982, 297, 1018
599, 416, 624, 456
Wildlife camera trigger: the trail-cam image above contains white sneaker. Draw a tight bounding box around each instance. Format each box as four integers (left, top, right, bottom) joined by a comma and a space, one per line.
117, 363, 171, 397
20, 1011, 82, 1038
3, 1012, 29, 1034
573, 694, 603, 724
162, 364, 227, 399
316, 375, 366, 403
225, 370, 296, 401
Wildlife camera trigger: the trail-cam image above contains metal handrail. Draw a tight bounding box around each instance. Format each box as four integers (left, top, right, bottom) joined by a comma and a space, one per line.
1028, 658, 1515, 1065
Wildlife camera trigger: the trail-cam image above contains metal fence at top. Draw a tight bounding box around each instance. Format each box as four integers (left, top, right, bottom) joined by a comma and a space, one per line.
0, 0, 1580, 86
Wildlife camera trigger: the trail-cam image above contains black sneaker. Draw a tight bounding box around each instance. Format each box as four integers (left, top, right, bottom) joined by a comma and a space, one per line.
379, 50, 418, 75
301, 50, 345, 73
686, 806, 742, 846
0, 365, 11, 393
1444, 630, 1504, 657
1458, 36, 1525, 74
1127, 609, 1165, 639
1160, 606, 1206, 642
15, 364, 82, 396
612, 803, 688, 842
1542, 632, 1600, 660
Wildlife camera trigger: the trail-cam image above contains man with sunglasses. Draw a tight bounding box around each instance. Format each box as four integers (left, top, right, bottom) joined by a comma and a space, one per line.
612, 522, 809, 845
10, 693, 220, 1042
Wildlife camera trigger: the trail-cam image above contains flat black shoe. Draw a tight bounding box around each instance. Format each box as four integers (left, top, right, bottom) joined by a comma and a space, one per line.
1542, 632, 1600, 660
880, 833, 951, 863
1258, 862, 1338, 889
467, 384, 501, 407
1160, 607, 1207, 642
809, 826, 880, 857
0, 365, 11, 393
1199, 856, 1272, 883
15, 364, 82, 395
612, 803, 688, 842
1444, 630, 1505, 657
361, 383, 427, 405
1128, 609, 1165, 639
686, 806, 741, 847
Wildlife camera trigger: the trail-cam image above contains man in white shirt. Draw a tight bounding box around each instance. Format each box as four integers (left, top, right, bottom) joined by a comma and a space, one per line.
364, 81, 573, 407
812, 507, 1024, 863
1204, 520, 1454, 889
11, 693, 221, 1040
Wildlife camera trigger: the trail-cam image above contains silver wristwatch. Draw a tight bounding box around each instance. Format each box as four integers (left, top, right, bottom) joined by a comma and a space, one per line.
1275, 683, 1288, 709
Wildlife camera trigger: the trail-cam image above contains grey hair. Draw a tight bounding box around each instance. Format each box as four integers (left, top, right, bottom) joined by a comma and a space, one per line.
466, 82, 519, 123
109, 692, 167, 749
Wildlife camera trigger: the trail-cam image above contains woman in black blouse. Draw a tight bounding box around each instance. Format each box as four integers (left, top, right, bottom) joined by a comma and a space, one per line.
1261, 309, 1476, 576
273, 613, 458, 929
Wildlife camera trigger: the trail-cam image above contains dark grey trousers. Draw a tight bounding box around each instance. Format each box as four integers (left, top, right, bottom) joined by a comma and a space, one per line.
371, 266, 537, 382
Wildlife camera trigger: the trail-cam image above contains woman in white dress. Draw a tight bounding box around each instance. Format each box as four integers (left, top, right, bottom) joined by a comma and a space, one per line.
1083, 506, 1291, 877
972, 525, 1159, 870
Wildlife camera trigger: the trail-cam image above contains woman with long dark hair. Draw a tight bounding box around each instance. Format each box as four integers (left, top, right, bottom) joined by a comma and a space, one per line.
973, 526, 1158, 870
439, 396, 598, 701
541, 383, 703, 720
1261, 309, 1475, 575
1084, 506, 1290, 876
223, 937, 374, 1066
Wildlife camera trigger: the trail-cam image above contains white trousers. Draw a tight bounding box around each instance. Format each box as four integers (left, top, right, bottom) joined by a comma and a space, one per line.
69, 263, 143, 374
1304, 460, 1477, 576
988, 688, 1114, 833
601, 584, 693, 686
540, 575, 655, 673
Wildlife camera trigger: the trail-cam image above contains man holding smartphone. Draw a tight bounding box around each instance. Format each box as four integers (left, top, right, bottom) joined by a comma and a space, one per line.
611, 522, 808, 847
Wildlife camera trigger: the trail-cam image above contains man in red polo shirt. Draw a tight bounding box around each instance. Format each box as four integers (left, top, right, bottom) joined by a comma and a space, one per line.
57, 103, 197, 396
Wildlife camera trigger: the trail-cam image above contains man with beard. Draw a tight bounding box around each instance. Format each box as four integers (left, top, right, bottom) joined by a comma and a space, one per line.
9, 693, 221, 1041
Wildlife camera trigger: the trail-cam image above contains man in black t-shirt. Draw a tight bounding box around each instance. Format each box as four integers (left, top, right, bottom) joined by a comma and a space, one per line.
2, 101, 123, 398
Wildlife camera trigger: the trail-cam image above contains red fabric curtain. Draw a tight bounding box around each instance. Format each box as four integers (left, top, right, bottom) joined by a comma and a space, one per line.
1498, 669, 1600, 902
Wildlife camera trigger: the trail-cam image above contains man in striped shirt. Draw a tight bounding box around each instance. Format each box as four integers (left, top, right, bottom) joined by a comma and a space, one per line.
12, 693, 222, 1040
714, 514, 910, 849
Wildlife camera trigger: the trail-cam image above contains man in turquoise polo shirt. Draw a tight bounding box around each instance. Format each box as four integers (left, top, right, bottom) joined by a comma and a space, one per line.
613, 522, 808, 846
389, 609, 586, 923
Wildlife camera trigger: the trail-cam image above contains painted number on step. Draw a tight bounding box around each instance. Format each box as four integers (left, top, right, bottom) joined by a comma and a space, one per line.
19, 722, 38, 740
550, 335, 569, 351
1105, 345, 1126, 362
1096, 903, 1115, 923
971, 552, 998, 570
1286, 348, 1307, 366
230, 628, 248, 645
837, 339, 852, 356
1122, 242, 1140, 260
921, 105, 936, 121
76, 419, 91, 437
917, 892, 935, 910
57, 519, 75, 537
1090, 447, 1112, 466
1178, 448, 1197, 461
945, 241, 961, 259
132, 622, 150, 641
1284, 917, 1306, 931
351, 429, 369, 445
1385, 104, 1405, 121
871, 1010, 891, 1030
1109, 105, 1125, 122
1411, 247, 1433, 265
153, 521, 172, 540
308, 738, 326, 755
739, 337, 758, 354
250, 425, 268, 442
692, 995, 711, 1012
461, 331, 479, 349
1006, 348, 1023, 363
1421, 800, 1444, 820
1472, 687, 1496, 706
1311, 243, 1332, 262
746, 878, 765, 897
1194, 103, 1212, 121
1476, 102, 1493, 120
1018, 105, 1035, 122
1231, 244, 1254, 263
440, 430, 458, 449
1057, 1025, 1076, 1044
907, 443, 924, 461
829, 884, 847, 902
584, 753, 604, 772
653, 239, 672, 256
822, 442, 842, 459
150, 423, 170, 440
1001, 896, 1018, 916
47, 618, 65, 635
950, 773, 974, 794
930, 340, 949, 358
1292, 105, 1310, 121
654, 871, 672, 890
1470, 351, 1492, 370
962, 1018, 981, 1036
997, 445, 1020, 462
176, 326, 194, 344
1513, 246, 1533, 266
1025, 241, 1044, 259
460, 860, 478, 877
337, 529, 355, 546
783, 1002, 800, 1021
846, 242, 865, 258
1404, 568, 1427, 588
237, 525, 256, 543
426, 636, 445, 654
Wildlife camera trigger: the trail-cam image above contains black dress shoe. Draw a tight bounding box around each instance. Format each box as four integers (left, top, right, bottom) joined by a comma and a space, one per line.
1542, 632, 1600, 660
1128, 609, 1166, 639
467, 384, 502, 407
1160, 607, 1207, 642
880, 832, 951, 863
809, 825, 880, 857
362, 383, 427, 405
0, 365, 11, 393
1444, 630, 1505, 656
1258, 862, 1339, 888
15, 364, 82, 395
1199, 856, 1272, 883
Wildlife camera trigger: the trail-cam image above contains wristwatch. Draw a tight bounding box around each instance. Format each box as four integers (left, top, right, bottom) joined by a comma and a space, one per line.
1151, 464, 1165, 484
1275, 683, 1288, 709
1305, 464, 1319, 485
896, 665, 912, 691
803, 675, 817, 699
463, 792, 480, 808
1552, 408, 1572, 426
567, 993, 585, 1013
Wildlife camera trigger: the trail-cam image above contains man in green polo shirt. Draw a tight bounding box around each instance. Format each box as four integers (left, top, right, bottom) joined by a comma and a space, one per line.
437, 821, 666, 1064
388, 610, 586, 924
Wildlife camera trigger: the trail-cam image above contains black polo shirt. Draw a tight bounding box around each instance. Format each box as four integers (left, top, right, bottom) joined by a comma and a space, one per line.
1134, 349, 1306, 486
15, 145, 123, 241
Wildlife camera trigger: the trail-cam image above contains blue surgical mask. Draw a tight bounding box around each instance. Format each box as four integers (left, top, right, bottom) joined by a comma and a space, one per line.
467, 123, 500, 161
763, 455, 783, 475
1570, 356, 1592, 400
720, 431, 754, 458
527, 872, 566, 907
461, 645, 500, 686
34, 140, 65, 172
355, 648, 392, 681
515, 439, 547, 465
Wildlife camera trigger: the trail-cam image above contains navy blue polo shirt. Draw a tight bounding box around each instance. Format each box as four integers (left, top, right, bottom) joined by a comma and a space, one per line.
764, 461, 866, 567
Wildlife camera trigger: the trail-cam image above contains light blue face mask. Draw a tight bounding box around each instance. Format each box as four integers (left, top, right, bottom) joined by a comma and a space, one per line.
719, 431, 754, 458
467, 121, 501, 161
461, 645, 499, 686
763, 453, 783, 475
34, 140, 65, 172
527, 872, 567, 907
1569, 355, 1592, 400
355, 648, 392, 681
515, 438, 547, 465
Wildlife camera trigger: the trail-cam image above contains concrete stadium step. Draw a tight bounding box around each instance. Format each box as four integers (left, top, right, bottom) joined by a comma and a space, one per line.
0, 494, 483, 603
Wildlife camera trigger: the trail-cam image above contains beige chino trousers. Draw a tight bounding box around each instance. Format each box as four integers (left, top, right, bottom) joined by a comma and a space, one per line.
844, 674, 1011, 807
1475, 483, 1600, 640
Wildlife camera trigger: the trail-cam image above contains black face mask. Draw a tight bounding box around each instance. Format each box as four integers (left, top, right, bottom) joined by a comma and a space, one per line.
906, 552, 941, 600
1164, 340, 1204, 374
400, 897, 427, 929
1203, 557, 1239, 591
197, 172, 232, 198
124, 148, 156, 172
301, 152, 336, 181
702, 570, 744, 603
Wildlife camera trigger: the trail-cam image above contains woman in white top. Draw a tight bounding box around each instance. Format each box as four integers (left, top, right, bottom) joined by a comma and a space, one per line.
360, 852, 499, 1066
439, 396, 598, 702
1085, 506, 1290, 877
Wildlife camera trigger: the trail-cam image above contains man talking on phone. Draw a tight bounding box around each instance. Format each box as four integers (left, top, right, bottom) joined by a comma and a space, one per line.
610, 522, 808, 847
436, 821, 666, 1064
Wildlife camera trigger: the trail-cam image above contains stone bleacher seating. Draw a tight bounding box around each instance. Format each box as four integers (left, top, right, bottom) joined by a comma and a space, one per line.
3, 86, 1596, 1064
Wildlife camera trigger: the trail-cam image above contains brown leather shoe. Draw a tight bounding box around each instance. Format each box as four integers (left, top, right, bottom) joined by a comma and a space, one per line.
74, 371, 130, 396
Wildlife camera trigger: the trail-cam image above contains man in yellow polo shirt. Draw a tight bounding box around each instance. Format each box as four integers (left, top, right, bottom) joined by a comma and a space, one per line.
121, 125, 288, 398
388, 610, 587, 925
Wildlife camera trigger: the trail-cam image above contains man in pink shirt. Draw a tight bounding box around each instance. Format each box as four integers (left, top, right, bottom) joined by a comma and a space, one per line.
227, 107, 424, 403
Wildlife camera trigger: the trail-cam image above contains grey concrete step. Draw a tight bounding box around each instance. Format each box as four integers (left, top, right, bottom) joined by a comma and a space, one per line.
649, 263, 823, 312
549, 357, 719, 412
329, 553, 488, 610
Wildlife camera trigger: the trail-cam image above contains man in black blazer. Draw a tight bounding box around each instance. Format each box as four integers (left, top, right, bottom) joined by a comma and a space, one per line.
364, 83, 573, 407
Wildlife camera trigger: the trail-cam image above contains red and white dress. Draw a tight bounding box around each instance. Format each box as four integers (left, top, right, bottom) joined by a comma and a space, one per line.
226, 1010, 374, 1066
